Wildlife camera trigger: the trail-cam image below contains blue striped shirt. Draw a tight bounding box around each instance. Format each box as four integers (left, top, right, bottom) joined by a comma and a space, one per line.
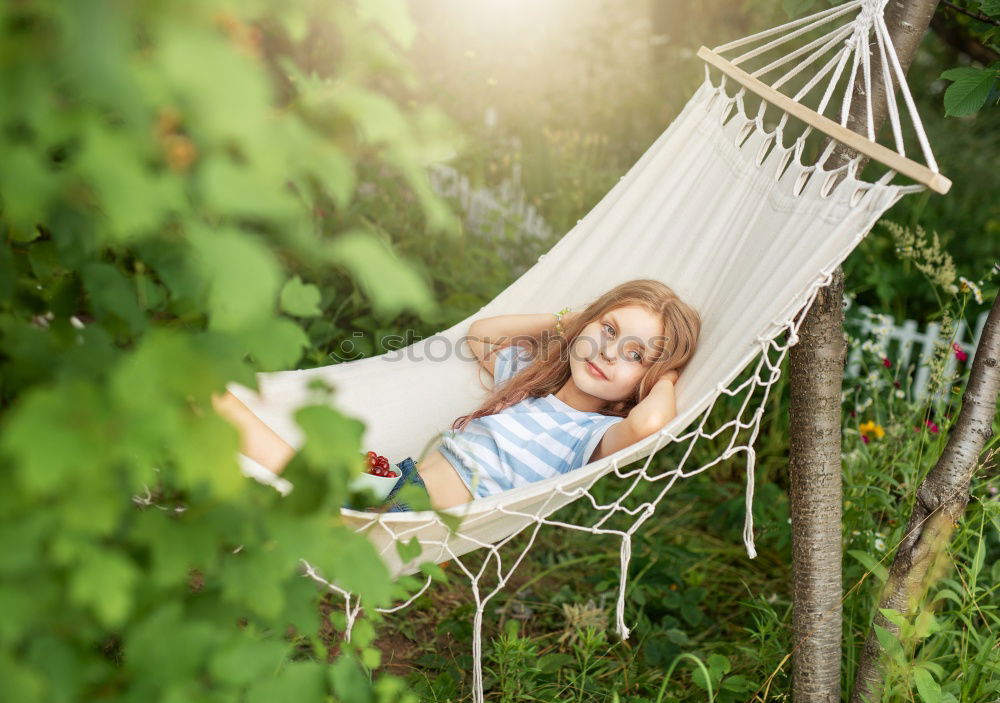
439, 344, 625, 498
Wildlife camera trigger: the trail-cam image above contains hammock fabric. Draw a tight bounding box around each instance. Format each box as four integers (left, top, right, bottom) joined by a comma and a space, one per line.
228, 1, 944, 699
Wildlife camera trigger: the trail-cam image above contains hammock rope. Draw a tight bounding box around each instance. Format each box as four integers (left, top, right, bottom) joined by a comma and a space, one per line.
710, 0, 939, 176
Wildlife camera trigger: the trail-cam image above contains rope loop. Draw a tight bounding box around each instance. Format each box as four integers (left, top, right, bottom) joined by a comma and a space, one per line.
851, 0, 885, 51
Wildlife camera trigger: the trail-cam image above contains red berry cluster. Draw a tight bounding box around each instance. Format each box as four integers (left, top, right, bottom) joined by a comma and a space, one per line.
365, 451, 398, 478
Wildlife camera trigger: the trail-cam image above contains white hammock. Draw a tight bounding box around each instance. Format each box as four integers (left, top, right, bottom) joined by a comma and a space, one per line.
228, 1, 946, 699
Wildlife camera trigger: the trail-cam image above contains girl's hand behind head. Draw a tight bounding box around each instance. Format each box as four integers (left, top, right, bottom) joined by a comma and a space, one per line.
560, 310, 580, 331
662, 369, 679, 384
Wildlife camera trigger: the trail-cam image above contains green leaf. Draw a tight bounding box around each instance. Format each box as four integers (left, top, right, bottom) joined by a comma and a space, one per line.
320, 528, 392, 607
665, 628, 689, 645
0, 655, 45, 703
0, 515, 48, 576
210, 638, 290, 687
199, 156, 302, 222
82, 262, 148, 336
135, 235, 208, 306
913, 610, 939, 639
329, 657, 373, 703
279, 575, 325, 635
57, 470, 124, 537
75, 122, 185, 242
0, 584, 46, 646
351, 619, 376, 648
188, 226, 282, 331
392, 482, 432, 512
324, 229, 436, 320
0, 145, 60, 238
395, 536, 423, 564
981, 0, 1000, 17
930, 587, 963, 607
418, 560, 448, 583
280, 275, 323, 317
133, 511, 216, 587
25, 634, 83, 702
537, 653, 574, 673
236, 317, 310, 372
691, 663, 715, 690
708, 653, 731, 677
220, 546, 297, 619
69, 548, 138, 627
940, 66, 998, 117
329, 83, 411, 146
172, 411, 244, 497
721, 674, 753, 692
878, 607, 909, 630
111, 328, 219, 409
360, 647, 381, 670
913, 666, 943, 703
1, 381, 109, 497
308, 144, 356, 210
680, 603, 703, 626
126, 604, 225, 687
970, 525, 985, 593
293, 404, 365, 470
155, 26, 274, 149
873, 623, 904, 661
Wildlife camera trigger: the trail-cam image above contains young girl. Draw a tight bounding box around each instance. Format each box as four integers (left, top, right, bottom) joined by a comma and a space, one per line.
212, 279, 701, 512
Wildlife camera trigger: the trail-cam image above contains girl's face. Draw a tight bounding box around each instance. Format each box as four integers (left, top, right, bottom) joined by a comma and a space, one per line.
568, 304, 665, 404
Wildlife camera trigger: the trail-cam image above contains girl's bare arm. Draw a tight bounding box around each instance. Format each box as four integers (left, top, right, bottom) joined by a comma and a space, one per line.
466, 311, 577, 374
589, 371, 679, 462
211, 391, 297, 474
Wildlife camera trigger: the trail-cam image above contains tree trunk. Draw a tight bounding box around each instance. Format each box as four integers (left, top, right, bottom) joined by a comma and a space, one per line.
789, 269, 848, 703
789, 2, 940, 701
851, 283, 1000, 702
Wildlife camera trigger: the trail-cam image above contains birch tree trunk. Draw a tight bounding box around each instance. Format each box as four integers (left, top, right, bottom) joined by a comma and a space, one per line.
851, 284, 1000, 702
789, 2, 940, 700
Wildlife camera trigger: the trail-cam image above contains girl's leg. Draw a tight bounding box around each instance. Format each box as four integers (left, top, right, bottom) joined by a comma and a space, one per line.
211, 390, 296, 474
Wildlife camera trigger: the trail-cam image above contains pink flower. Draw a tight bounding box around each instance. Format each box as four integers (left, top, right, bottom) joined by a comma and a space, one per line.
861, 435, 869, 444
882, 357, 891, 368
952, 342, 968, 362
925, 419, 939, 434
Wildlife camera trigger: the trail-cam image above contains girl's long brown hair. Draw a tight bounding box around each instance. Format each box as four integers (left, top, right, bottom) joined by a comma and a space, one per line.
452, 279, 701, 431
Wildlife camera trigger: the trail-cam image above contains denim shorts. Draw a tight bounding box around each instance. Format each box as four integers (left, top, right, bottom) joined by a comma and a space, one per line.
382, 457, 430, 512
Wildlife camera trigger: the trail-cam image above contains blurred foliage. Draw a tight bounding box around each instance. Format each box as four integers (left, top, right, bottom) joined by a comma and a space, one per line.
0, 0, 466, 700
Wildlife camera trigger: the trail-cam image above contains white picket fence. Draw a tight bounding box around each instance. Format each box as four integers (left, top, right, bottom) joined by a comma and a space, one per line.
428, 161, 555, 245
846, 304, 989, 401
